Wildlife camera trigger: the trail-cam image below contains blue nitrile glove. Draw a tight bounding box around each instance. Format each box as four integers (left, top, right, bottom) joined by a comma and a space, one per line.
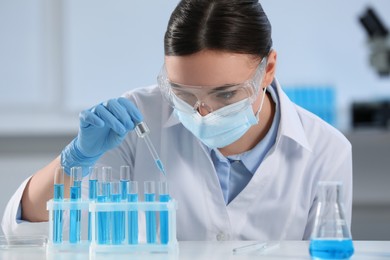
61, 97, 143, 176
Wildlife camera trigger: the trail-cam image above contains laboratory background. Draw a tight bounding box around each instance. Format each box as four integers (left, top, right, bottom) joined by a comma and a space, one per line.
0, 0, 389, 240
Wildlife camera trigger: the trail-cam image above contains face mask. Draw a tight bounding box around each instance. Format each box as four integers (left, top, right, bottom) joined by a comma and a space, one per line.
174, 88, 267, 149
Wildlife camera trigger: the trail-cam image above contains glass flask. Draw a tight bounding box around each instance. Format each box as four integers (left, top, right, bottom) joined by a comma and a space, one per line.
309, 182, 354, 260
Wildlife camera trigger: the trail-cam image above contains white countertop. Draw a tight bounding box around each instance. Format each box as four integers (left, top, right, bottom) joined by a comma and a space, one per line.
0, 241, 389, 260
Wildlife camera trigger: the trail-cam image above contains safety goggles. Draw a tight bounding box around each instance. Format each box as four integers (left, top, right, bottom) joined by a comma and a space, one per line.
157, 57, 267, 115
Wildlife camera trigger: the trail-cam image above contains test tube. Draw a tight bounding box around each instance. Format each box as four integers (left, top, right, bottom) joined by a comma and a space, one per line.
101, 166, 112, 196
127, 181, 138, 244
69, 166, 82, 244
119, 165, 130, 241
119, 166, 129, 242
97, 181, 110, 244
89, 167, 98, 200
96, 166, 111, 244
144, 181, 156, 244
53, 167, 64, 244
110, 181, 124, 244
120, 165, 130, 201
159, 181, 170, 244
88, 167, 98, 241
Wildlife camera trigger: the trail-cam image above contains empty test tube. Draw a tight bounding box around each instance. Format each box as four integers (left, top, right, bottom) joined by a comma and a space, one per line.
144, 181, 157, 244
88, 167, 98, 241
53, 167, 64, 244
96, 166, 112, 244
120, 165, 130, 201
69, 166, 82, 244
110, 181, 124, 245
127, 181, 138, 244
159, 181, 170, 244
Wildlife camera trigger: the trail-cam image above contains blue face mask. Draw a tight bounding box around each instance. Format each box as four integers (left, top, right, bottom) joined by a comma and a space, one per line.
174, 88, 267, 149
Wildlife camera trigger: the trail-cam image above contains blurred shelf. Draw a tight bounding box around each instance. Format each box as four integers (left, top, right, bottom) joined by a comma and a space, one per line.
0, 112, 78, 136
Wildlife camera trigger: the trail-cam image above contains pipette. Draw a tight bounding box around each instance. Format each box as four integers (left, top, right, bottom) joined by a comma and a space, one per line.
233, 242, 280, 254
135, 122, 166, 176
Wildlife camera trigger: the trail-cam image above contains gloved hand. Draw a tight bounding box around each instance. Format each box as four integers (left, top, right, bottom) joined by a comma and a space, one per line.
61, 97, 143, 176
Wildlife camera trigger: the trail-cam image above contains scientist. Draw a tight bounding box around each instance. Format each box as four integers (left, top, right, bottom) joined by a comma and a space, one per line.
2, 0, 352, 241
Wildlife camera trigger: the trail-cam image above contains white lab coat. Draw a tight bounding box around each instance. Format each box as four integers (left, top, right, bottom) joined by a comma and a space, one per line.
2, 79, 352, 241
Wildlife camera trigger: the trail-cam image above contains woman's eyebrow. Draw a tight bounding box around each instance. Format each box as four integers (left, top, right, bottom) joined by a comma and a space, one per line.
208, 84, 240, 94
170, 82, 240, 92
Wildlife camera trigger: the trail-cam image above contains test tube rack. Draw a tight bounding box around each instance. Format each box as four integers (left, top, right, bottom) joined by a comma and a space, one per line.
46, 199, 178, 257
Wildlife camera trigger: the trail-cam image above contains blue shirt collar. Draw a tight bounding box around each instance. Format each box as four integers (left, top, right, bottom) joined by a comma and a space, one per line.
208, 83, 281, 175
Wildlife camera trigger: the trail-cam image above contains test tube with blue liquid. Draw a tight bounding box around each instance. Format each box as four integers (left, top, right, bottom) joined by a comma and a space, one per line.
159, 181, 170, 244
100, 166, 112, 195
135, 122, 166, 176
88, 167, 98, 241
53, 167, 64, 244
127, 181, 138, 244
119, 166, 129, 241
96, 167, 112, 244
144, 181, 156, 244
69, 166, 82, 244
110, 181, 124, 244
120, 165, 130, 200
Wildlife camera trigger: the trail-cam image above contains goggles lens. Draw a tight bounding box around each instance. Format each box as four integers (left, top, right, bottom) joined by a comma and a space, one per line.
158, 57, 267, 115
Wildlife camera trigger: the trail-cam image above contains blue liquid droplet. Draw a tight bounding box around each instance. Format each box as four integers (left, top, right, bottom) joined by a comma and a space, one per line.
156, 159, 166, 175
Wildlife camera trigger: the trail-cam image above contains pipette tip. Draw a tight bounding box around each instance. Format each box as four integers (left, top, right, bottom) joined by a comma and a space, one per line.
156, 159, 167, 176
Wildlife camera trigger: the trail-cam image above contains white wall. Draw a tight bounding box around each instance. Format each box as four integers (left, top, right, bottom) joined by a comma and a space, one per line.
1, 0, 390, 134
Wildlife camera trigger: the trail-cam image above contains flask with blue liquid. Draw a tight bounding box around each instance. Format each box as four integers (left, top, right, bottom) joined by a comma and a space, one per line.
309, 182, 354, 260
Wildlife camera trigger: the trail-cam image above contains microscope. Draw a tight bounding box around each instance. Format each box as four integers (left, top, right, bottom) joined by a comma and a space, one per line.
359, 7, 390, 76
352, 8, 390, 129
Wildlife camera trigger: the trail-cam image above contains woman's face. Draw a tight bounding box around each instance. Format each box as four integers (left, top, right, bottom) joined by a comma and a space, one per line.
165, 50, 276, 116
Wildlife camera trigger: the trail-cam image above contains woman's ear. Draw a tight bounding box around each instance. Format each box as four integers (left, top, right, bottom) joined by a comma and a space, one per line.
262, 50, 277, 87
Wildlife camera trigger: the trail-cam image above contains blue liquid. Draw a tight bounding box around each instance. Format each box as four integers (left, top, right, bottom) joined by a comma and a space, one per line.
120, 180, 128, 201
54, 183, 64, 200
53, 184, 64, 244
69, 185, 81, 243
110, 194, 124, 245
88, 179, 97, 241
127, 193, 138, 244
97, 195, 109, 244
89, 179, 97, 199
156, 159, 166, 176
159, 194, 170, 244
309, 239, 354, 259
145, 193, 156, 244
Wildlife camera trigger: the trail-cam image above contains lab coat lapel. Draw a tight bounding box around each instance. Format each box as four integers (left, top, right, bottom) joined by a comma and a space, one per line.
163, 108, 229, 209
226, 79, 313, 238
163, 114, 232, 240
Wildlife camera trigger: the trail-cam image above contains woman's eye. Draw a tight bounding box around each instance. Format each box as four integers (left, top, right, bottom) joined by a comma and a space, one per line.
175, 91, 196, 101
216, 91, 236, 100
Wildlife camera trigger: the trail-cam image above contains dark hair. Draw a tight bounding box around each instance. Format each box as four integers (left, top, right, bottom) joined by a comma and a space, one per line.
164, 0, 272, 58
